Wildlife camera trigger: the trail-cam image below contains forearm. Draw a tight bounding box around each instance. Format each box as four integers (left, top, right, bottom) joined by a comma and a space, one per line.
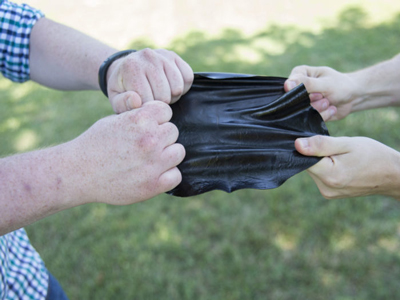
0, 102, 185, 235
29, 18, 117, 90
348, 54, 400, 112
0, 142, 85, 235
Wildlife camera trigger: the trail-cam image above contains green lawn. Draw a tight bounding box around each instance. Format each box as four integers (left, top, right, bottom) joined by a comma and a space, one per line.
2, 6, 400, 300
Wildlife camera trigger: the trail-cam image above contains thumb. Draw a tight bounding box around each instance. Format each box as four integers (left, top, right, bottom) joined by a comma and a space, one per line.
284, 65, 311, 92
295, 135, 350, 157
284, 79, 299, 92
109, 91, 142, 114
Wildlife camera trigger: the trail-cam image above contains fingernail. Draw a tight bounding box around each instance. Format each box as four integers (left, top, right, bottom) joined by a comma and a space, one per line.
297, 138, 309, 149
126, 97, 132, 110
287, 80, 297, 90
321, 101, 328, 110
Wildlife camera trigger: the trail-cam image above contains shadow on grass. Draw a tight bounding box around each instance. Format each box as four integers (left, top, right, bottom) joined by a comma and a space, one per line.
7, 5, 400, 300
131, 6, 400, 76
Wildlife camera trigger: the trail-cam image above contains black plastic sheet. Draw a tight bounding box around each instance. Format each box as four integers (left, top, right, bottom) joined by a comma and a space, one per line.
168, 73, 329, 197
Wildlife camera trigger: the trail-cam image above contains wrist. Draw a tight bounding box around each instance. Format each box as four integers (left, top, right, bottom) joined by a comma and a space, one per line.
344, 71, 370, 114
98, 49, 136, 97
381, 148, 400, 200
0, 143, 86, 233
347, 56, 400, 112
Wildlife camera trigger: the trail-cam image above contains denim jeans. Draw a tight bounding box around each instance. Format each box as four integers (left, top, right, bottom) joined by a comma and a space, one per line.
46, 271, 69, 300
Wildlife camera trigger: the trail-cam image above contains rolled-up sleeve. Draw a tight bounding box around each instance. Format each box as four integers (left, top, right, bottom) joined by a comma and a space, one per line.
0, 0, 44, 82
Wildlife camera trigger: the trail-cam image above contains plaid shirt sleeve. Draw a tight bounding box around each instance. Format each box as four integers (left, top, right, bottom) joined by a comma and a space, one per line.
0, 0, 44, 82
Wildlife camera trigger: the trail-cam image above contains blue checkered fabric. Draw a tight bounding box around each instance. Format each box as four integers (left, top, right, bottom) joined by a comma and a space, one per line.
0, 0, 44, 82
0, 229, 48, 300
0, 1, 48, 299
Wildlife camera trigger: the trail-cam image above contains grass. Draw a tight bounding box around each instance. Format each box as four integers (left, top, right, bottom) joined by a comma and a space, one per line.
2, 5, 400, 300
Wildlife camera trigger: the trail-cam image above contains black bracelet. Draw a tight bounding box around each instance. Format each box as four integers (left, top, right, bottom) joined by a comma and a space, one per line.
98, 49, 136, 97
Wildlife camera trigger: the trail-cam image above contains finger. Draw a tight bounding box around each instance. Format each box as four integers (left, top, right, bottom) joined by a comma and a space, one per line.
146, 67, 172, 103
161, 143, 186, 168
289, 65, 325, 78
290, 76, 325, 94
117, 53, 155, 103
285, 65, 313, 91
307, 170, 339, 199
310, 99, 337, 121
141, 100, 173, 124
310, 99, 329, 112
288, 65, 309, 78
307, 156, 335, 175
164, 62, 184, 103
284, 79, 299, 92
287, 66, 331, 94
158, 167, 183, 192
128, 74, 154, 104
295, 135, 350, 157
318, 106, 337, 122
175, 56, 194, 96
285, 77, 327, 98
309, 93, 324, 102
109, 91, 142, 114
285, 65, 311, 90
159, 122, 180, 146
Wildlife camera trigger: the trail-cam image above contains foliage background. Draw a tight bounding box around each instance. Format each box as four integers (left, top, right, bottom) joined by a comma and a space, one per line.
3, 1, 400, 299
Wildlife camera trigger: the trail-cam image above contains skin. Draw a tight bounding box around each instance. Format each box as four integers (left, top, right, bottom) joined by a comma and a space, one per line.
0, 17, 193, 235
0, 101, 184, 235
29, 18, 194, 113
284, 54, 400, 199
107, 48, 194, 113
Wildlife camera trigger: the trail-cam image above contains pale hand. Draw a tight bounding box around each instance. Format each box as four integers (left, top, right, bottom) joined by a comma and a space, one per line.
284, 66, 362, 121
295, 135, 400, 199
107, 48, 194, 113
68, 100, 185, 205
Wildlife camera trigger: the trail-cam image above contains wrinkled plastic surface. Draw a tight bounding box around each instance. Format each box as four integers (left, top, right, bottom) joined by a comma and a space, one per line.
168, 73, 329, 197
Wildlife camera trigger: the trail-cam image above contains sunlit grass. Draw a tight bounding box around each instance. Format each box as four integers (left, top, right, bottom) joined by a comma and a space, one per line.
1, 4, 400, 300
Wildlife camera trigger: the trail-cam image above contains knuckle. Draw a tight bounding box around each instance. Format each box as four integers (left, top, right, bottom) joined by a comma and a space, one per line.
122, 54, 139, 69
161, 123, 178, 142
139, 48, 159, 63
184, 71, 194, 84
175, 143, 186, 160
155, 48, 174, 56
171, 85, 184, 97
141, 47, 154, 56
320, 66, 333, 74
146, 99, 170, 112
291, 65, 308, 75
121, 56, 143, 78
159, 168, 182, 189
167, 122, 179, 136
302, 76, 313, 86
138, 132, 158, 151
154, 91, 170, 103
309, 135, 326, 153
129, 107, 152, 124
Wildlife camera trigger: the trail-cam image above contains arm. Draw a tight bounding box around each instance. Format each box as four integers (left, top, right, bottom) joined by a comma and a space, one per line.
29, 18, 194, 113
295, 135, 400, 199
29, 17, 117, 90
284, 54, 400, 121
0, 101, 184, 235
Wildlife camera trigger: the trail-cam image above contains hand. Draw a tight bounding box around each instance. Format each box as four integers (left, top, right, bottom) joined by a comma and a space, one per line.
284, 66, 362, 121
295, 135, 400, 199
69, 100, 185, 204
106, 48, 194, 113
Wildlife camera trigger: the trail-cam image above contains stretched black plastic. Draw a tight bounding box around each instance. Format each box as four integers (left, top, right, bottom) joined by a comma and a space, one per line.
168, 73, 329, 197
